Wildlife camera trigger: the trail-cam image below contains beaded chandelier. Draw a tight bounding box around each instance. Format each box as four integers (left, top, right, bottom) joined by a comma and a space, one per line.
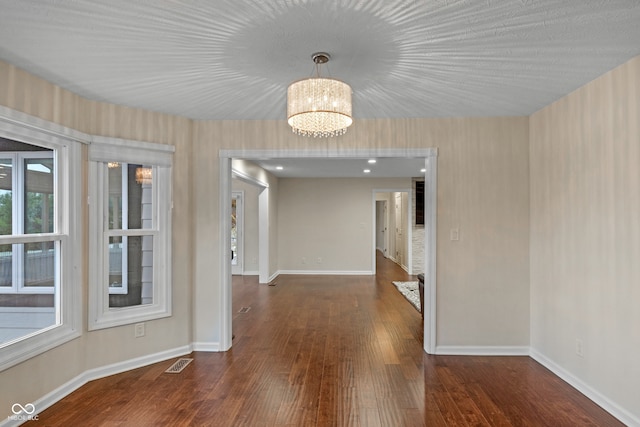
287, 53, 353, 138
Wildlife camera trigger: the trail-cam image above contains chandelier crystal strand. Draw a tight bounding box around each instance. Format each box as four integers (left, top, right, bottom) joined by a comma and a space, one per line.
287, 53, 353, 138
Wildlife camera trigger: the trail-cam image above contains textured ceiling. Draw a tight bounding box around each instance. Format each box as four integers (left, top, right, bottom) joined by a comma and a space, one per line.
251, 157, 428, 179
1, 0, 639, 122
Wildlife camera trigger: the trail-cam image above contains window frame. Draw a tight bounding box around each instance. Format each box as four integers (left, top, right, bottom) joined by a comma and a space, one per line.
0, 106, 83, 372
88, 136, 173, 331
0, 151, 56, 295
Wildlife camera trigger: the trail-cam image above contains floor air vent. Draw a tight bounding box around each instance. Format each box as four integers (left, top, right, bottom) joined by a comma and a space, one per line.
238, 307, 251, 313
165, 358, 193, 373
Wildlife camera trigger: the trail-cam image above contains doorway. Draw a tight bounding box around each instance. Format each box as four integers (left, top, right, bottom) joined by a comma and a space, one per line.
219, 148, 438, 354
373, 190, 411, 274
231, 191, 243, 275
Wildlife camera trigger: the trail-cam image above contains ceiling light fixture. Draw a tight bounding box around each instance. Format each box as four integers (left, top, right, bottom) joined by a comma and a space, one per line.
287, 52, 353, 138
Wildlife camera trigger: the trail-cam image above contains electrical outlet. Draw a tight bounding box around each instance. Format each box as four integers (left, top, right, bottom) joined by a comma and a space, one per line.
302, 257, 306, 264
135, 322, 145, 338
576, 339, 584, 357
317, 257, 322, 264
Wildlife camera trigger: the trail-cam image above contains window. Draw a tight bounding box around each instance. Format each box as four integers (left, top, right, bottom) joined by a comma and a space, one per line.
88, 137, 173, 330
0, 108, 82, 372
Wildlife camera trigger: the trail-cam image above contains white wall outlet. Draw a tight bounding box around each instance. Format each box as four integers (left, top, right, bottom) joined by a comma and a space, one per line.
317, 257, 322, 264
576, 338, 584, 357
302, 257, 306, 264
135, 322, 145, 338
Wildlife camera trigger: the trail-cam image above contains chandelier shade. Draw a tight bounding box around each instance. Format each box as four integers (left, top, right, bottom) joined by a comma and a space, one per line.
287, 53, 353, 138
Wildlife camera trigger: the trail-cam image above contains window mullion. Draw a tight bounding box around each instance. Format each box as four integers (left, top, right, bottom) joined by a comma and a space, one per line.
121, 164, 128, 294
14, 153, 24, 292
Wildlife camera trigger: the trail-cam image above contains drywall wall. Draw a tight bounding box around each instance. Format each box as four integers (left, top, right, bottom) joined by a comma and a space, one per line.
277, 178, 410, 273
529, 56, 640, 423
192, 114, 530, 351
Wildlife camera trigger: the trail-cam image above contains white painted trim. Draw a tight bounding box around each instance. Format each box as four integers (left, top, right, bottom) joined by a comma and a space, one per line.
191, 342, 222, 352
0, 106, 90, 145
220, 148, 438, 160
232, 168, 269, 188
0, 108, 83, 373
267, 271, 279, 284
258, 188, 270, 284
218, 157, 232, 351
424, 154, 438, 355
530, 349, 639, 427
87, 158, 173, 331
0, 345, 192, 427
277, 270, 374, 276
218, 148, 438, 356
242, 270, 259, 276
436, 346, 530, 356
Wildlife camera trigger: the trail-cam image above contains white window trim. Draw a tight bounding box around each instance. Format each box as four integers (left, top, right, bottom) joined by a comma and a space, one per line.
88, 137, 173, 330
0, 151, 56, 295
0, 106, 84, 372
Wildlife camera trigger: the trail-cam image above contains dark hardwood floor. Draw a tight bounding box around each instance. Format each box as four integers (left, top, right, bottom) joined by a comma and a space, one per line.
32, 253, 623, 426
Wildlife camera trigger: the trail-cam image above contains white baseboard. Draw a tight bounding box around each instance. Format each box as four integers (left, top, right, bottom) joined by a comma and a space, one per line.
191, 341, 222, 352
435, 345, 530, 356
530, 348, 639, 427
277, 270, 374, 276
1, 345, 192, 427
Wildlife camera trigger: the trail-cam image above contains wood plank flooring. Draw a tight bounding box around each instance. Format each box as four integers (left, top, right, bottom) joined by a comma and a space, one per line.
33, 253, 624, 426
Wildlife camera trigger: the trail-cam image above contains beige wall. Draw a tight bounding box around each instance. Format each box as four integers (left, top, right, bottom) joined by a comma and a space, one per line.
1, 58, 532, 415
192, 116, 531, 349
530, 56, 640, 421
277, 178, 410, 273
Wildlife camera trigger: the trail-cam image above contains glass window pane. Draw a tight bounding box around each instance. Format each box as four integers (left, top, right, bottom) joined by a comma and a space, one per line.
108, 235, 123, 290
0, 159, 12, 236
0, 243, 57, 346
0, 244, 11, 288
130, 164, 153, 230
108, 163, 123, 230
25, 157, 54, 234
109, 235, 153, 308
108, 163, 153, 230
24, 242, 55, 288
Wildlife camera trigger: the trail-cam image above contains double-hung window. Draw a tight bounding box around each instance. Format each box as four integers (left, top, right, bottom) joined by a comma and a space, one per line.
0, 108, 82, 371
88, 137, 173, 330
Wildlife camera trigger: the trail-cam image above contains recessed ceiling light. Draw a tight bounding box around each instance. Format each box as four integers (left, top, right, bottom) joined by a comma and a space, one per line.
276, 166, 284, 170
363, 169, 371, 173
420, 168, 426, 173
368, 159, 377, 164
